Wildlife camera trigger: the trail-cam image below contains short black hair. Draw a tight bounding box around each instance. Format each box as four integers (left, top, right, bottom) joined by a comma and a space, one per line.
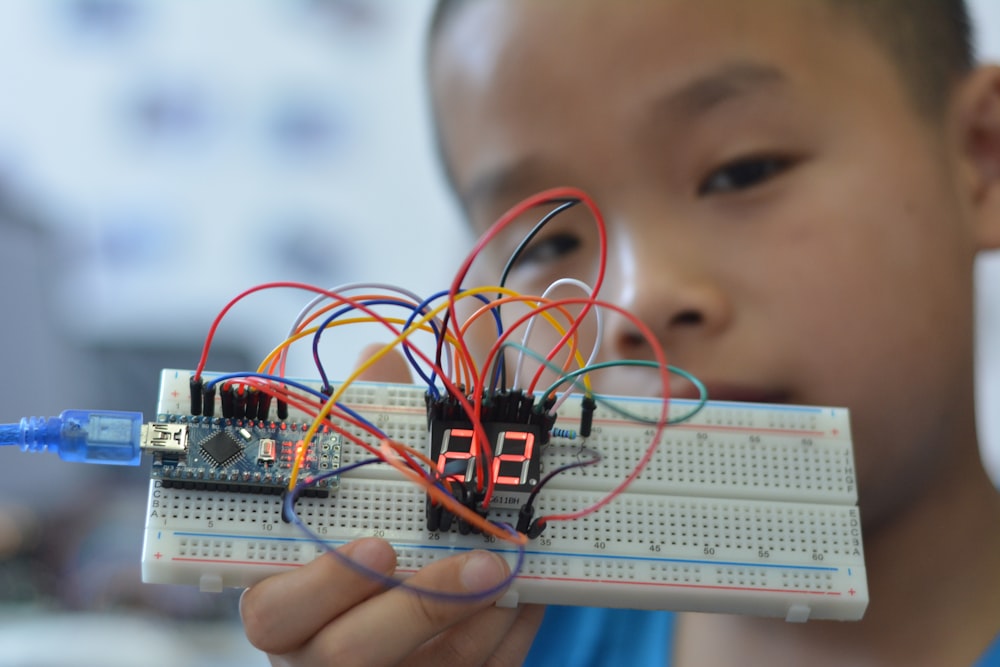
428, 0, 975, 119
828, 0, 975, 116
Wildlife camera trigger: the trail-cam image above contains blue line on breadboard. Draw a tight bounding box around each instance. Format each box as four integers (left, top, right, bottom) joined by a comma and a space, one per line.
171, 530, 839, 571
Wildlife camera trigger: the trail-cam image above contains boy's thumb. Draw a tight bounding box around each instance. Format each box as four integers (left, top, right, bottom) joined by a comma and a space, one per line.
353, 343, 413, 384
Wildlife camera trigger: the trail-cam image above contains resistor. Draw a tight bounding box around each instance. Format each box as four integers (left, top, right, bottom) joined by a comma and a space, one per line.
550, 427, 577, 440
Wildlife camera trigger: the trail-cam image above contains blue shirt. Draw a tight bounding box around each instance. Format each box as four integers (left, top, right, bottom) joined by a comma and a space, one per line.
525, 608, 1000, 666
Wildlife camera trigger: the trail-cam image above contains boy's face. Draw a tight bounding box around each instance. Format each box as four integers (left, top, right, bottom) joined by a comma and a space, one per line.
430, 0, 984, 522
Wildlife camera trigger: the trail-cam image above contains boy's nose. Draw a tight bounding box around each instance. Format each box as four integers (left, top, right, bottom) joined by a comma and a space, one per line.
605, 235, 730, 360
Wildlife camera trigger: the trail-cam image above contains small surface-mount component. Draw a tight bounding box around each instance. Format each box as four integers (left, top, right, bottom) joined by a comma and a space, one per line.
257, 438, 277, 465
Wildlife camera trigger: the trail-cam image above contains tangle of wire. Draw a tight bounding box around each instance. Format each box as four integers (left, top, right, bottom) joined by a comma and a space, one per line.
189, 186, 708, 602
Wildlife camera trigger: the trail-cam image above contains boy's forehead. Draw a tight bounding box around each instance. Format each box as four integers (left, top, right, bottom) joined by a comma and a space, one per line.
433, 0, 844, 88
431, 0, 908, 205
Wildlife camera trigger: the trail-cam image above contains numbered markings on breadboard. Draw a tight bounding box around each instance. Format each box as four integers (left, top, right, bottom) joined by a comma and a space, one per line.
143, 370, 867, 621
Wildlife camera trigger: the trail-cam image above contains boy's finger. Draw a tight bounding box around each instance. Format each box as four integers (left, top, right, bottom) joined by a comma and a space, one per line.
292, 550, 512, 667
240, 537, 397, 654
354, 343, 413, 383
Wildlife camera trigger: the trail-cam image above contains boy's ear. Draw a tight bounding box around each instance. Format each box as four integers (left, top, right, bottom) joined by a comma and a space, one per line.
953, 65, 1000, 251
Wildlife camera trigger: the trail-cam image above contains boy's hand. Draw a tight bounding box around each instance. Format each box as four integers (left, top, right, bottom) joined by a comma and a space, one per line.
241, 537, 543, 666
240, 345, 545, 666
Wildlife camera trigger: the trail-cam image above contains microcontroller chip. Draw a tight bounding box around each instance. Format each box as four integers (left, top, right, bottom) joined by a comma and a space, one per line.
200, 431, 244, 467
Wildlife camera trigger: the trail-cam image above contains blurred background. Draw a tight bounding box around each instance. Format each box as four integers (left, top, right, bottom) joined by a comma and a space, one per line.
0, 1, 997, 665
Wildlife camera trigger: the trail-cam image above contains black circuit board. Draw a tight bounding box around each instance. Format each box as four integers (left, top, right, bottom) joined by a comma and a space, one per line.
150, 415, 342, 497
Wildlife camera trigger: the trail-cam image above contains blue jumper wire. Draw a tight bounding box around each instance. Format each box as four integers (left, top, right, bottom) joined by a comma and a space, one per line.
0, 410, 143, 466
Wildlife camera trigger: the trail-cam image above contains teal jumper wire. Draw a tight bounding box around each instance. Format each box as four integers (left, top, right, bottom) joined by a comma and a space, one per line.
0, 410, 143, 466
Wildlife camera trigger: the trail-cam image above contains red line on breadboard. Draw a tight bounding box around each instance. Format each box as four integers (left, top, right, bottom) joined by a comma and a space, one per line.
172, 557, 300, 567
392, 568, 842, 596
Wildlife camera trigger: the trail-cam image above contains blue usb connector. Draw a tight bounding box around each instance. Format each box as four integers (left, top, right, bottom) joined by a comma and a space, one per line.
0, 409, 144, 466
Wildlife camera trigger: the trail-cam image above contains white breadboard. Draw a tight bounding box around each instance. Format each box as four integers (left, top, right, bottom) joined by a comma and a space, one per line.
142, 369, 868, 622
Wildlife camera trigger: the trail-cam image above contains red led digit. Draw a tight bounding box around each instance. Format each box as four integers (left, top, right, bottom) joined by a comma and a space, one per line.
438, 428, 477, 482
492, 431, 535, 486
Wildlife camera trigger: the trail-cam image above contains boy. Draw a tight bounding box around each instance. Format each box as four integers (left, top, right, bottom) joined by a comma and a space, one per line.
240, 1, 1000, 664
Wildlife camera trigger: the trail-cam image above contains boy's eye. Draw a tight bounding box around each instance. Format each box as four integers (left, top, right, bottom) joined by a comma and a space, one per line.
698, 156, 791, 196
514, 232, 581, 267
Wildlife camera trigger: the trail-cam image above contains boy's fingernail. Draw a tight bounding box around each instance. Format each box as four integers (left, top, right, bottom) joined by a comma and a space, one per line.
237, 587, 250, 619
460, 551, 509, 591
342, 538, 395, 574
